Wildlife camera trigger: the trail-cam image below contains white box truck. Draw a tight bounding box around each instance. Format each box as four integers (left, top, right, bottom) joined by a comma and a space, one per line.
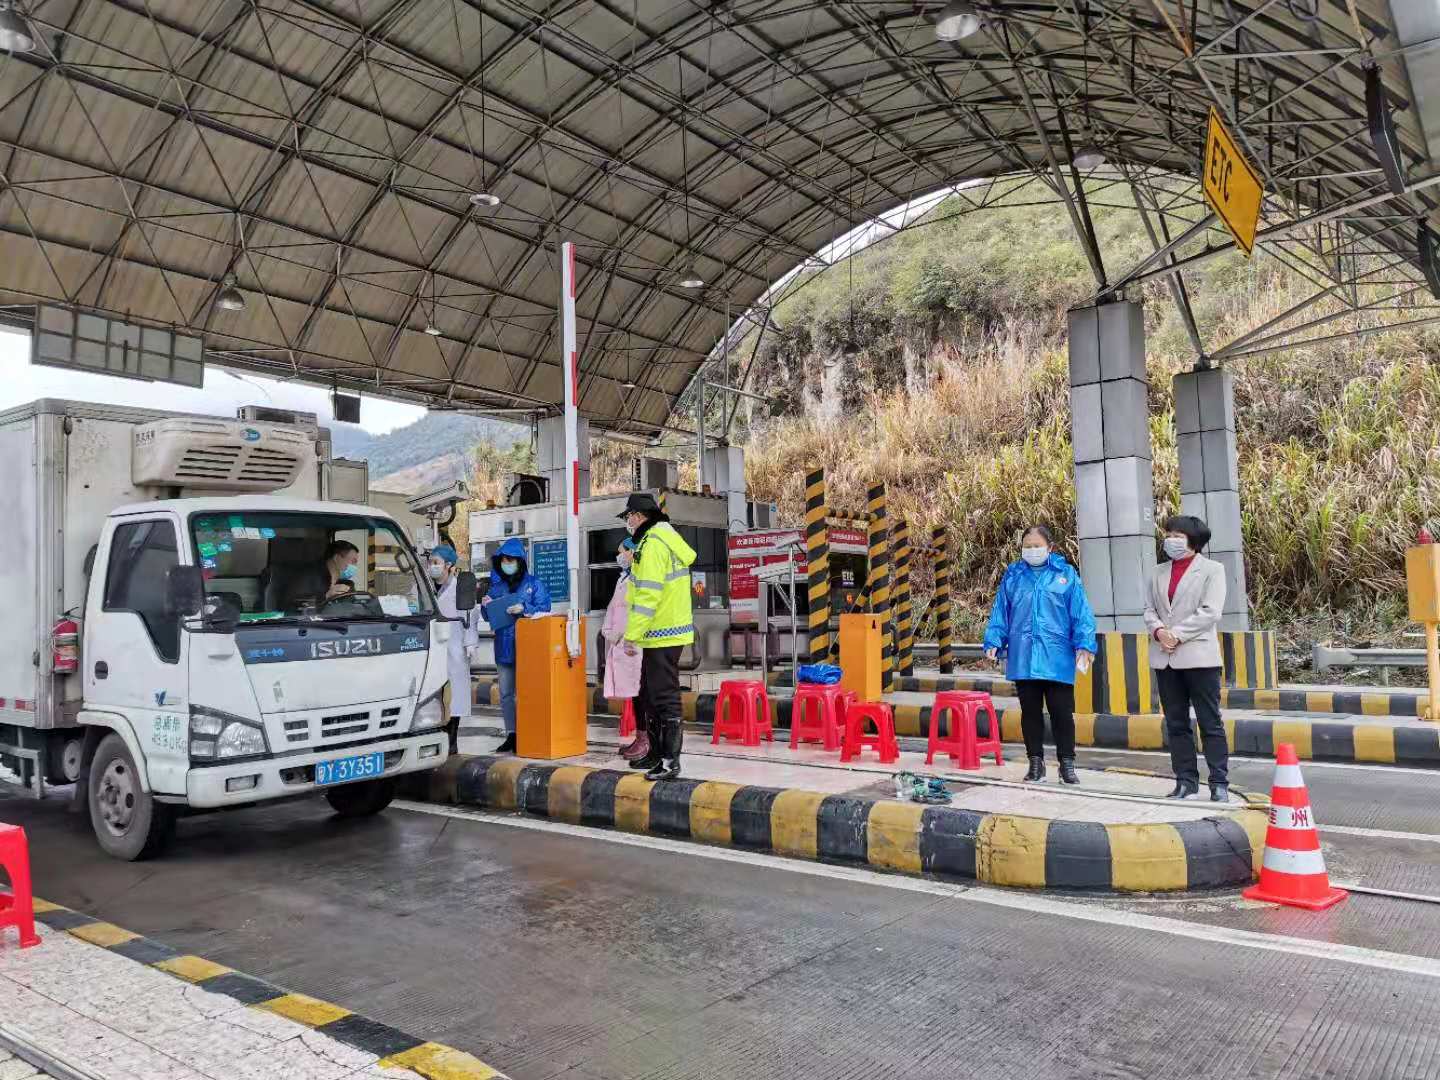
0, 399, 473, 859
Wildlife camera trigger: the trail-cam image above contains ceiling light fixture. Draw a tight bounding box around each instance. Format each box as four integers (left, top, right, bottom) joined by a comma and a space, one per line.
1073, 145, 1106, 170
469, 191, 500, 209
0, 3, 35, 53
215, 272, 246, 312
935, 1, 981, 41
678, 261, 705, 289
423, 322, 442, 336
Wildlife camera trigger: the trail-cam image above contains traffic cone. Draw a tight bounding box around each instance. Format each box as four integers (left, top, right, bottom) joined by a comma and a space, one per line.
1241, 743, 1347, 911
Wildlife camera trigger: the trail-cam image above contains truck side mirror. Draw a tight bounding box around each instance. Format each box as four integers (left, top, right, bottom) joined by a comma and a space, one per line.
454, 571, 478, 611
164, 565, 205, 618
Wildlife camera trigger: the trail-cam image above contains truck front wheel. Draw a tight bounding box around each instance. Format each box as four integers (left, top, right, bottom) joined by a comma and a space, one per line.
44, 734, 83, 786
325, 778, 396, 818
87, 733, 174, 860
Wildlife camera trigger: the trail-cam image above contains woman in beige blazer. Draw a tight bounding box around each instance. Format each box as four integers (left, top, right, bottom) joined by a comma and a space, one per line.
1143, 515, 1229, 802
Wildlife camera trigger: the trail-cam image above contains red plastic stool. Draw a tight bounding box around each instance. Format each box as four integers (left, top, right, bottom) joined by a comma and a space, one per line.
789, 684, 851, 751
618, 699, 637, 739
928, 691, 1003, 769
713, 680, 773, 746
841, 701, 900, 764
0, 823, 40, 949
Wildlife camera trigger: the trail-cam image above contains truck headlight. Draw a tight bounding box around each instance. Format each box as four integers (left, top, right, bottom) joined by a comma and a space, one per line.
411, 686, 447, 732
190, 706, 269, 761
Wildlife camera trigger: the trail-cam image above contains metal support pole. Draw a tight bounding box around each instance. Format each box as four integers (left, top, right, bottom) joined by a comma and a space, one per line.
1427, 622, 1440, 722
696, 380, 706, 492
560, 240, 581, 658
932, 526, 953, 675
867, 483, 893, 694
805, 467, 831, 664
894, 519, 914, 677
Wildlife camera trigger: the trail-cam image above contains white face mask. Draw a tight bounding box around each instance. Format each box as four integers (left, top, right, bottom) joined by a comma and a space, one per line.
1163, 536, 1192, 560
617, 550, 633, 569
428, 562, 446, 581
1021, 546, 1049, 567
500, 559, 519, 576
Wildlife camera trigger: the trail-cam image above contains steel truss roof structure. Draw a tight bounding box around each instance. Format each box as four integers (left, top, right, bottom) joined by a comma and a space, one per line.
0, 1, 1435, 438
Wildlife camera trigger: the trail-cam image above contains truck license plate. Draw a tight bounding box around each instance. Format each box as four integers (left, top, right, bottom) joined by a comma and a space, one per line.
315, 751, 384, 786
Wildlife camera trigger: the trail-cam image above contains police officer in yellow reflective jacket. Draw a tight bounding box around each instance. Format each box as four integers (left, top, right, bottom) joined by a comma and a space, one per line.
618, 492, 696, 780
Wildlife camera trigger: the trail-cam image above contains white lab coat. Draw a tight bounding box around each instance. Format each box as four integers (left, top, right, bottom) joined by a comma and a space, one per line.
437, 575, 479, 718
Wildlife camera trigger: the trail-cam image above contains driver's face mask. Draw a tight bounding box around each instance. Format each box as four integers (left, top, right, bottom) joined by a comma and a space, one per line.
339, 562, 357, 582
428, 562, 446, 581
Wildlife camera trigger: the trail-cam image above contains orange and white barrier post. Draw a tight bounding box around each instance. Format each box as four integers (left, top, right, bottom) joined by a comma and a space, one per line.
1241, 743, 1347, 911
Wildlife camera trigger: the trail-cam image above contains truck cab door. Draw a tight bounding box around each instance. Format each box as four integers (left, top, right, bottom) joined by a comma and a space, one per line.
83, 515, 189, 794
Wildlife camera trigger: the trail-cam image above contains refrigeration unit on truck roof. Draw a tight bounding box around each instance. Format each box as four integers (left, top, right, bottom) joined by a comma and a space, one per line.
131, 417, 314, 492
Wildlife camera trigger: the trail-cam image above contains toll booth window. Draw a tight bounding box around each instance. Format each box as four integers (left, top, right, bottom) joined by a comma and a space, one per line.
676, 526, 729, 607
589, 526, 630, 565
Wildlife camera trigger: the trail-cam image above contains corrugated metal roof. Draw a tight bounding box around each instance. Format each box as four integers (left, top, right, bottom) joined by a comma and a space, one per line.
0, 0, 1430, 435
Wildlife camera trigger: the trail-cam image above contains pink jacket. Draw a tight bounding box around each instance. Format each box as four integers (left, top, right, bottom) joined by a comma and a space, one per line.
603, 574, 641, 699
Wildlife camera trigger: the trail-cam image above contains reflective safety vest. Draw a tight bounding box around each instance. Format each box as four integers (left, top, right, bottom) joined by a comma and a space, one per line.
625, 521, 697, 648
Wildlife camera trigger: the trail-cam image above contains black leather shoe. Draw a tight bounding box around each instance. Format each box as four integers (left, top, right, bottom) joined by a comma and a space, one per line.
1023, 756, 1046, 782
1167, 780, 1200, 799
629, 752, 660, 770
1209, 783, 1230, 803
1058, 759, 1079, 785
493, 734, 516, 754
645, 758, 681, 782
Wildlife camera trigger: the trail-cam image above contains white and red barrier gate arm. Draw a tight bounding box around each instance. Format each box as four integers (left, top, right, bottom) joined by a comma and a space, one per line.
560, 240, 582, 658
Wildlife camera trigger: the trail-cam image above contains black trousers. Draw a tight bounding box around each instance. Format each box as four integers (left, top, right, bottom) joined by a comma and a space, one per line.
1014, 679, 1076, 760
1157, 665, 1227, 785
637, 646, 684, 750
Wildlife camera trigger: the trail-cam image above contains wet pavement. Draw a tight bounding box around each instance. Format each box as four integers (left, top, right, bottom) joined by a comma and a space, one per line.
5, 741, 1440, 1080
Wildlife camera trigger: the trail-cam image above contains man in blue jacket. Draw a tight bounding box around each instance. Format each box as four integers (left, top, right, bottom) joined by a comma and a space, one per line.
982, 525, 1097, 785
481, 537, 551, 753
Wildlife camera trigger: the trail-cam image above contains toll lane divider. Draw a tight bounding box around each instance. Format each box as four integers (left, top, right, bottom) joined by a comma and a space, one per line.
764, 670, 1428, 719
30, 901, 506, 1080
471, 678, 1440, 767
406, 754, 1266, 893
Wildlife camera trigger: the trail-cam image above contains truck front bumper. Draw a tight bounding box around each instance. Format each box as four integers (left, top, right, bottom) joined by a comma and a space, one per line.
184, 734, 449, 809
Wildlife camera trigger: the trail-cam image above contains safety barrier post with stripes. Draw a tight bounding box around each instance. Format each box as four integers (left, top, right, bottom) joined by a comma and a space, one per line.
894, 519, 914, 676
932, 526, 953, 674
657, 489, 668, 514
866, 482, 894, 693
805, 467, 830, 664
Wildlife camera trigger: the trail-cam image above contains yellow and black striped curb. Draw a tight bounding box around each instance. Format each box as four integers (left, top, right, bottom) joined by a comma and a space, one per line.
472, 677, 1440, 767
29, 900, 504, 1079
405, 754, 1266, 893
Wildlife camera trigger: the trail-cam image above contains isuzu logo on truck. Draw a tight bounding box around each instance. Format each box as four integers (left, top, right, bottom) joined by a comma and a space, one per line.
310, 638, 382, 659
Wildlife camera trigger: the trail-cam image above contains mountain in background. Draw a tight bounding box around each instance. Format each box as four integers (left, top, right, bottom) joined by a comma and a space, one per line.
331, 411, 524, 492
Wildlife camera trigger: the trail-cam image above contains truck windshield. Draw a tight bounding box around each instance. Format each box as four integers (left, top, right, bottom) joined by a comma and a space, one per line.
188, 511, 435, 622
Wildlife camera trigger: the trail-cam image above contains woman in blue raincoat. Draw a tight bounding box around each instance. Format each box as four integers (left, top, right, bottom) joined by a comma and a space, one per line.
982, 525, 1097, 785
481, 537, 551, 753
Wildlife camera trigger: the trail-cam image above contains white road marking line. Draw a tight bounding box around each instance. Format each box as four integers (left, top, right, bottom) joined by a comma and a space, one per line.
393, 799, 1440, 981
1322, 824, 1440, 844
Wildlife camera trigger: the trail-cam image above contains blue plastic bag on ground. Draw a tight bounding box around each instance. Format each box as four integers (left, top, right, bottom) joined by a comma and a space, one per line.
797, 663, 842, 685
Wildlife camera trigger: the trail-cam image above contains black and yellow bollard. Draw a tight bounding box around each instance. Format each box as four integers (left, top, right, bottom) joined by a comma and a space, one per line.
894, 519, 914, 677
867, 483, 893, 694
932, 526, 953, 675
805, 467, 830, 664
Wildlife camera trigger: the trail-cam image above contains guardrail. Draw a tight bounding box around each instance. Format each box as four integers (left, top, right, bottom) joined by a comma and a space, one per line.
1313, 643, 1425, 685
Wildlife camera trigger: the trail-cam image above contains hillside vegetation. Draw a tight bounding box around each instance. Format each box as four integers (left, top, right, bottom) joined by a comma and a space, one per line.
734, 184, 1440, 656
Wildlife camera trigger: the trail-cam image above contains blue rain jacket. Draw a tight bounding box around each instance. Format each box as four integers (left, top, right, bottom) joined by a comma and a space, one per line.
982, 553, 1098, 685
483, 537, 552, 665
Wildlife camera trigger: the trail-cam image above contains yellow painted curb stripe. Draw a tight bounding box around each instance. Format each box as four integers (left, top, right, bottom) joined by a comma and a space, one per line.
1361, 695, 1391, 717
866, 801, 923, 874
383, 1041, 501, 1080
1106, 823, 1188, 892
1352, 724, 1397, 763
977, 814, 1047, 888
613, 774, 653, 833
484, 758, 526, 810
545, 765, 589, 824
689, 781, 741, 846
258, 992, 352, 1027
1271, 719, 1313, 759
1127, 714, 1166, 750
1073, 712, 1096, 747
67, 922, 138, 948
155, 954, 234, 982
1229, 810, 1269, 875
770, 788, 825, 859
31, 898, 64, 914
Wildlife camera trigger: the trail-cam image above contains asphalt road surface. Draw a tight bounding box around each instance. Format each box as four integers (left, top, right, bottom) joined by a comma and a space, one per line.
5, 750, 1440, 1080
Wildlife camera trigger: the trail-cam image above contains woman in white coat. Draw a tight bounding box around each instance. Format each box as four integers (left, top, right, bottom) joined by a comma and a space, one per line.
429, 544, 478, 754
604, 538, 645, 759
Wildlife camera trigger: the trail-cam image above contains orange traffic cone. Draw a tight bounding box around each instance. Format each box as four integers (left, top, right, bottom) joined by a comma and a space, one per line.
1242, 743, 1347, 911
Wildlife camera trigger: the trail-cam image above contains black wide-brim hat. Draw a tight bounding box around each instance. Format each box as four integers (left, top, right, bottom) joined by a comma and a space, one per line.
618, 492, 662, 518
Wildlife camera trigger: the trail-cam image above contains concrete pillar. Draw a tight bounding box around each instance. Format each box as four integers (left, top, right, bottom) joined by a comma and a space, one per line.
1069, 302, 1156, 633
1174, 368, 1249, 630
